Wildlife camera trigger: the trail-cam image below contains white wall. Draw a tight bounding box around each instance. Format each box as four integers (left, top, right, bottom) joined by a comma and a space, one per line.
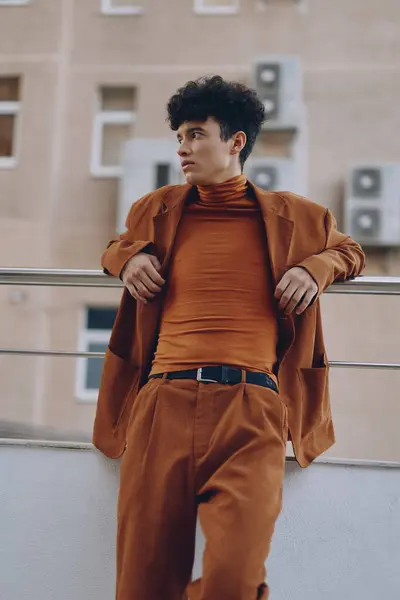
1, 443, 399, 600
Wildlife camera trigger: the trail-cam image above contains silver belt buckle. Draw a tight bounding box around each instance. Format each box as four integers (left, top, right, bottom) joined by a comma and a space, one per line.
196, 367, 218, 383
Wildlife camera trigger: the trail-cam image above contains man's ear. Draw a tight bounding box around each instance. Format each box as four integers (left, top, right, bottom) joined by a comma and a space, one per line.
231, 131, 247, 156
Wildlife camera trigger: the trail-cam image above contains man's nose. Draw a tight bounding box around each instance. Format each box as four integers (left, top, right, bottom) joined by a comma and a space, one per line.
177, 142, 190, 157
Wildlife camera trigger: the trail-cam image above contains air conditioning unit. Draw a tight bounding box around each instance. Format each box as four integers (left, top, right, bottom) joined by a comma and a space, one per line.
344, 164, 400, 246
117, 138, 184, 233
252, 55, 303, 131
245, 157, 297, 192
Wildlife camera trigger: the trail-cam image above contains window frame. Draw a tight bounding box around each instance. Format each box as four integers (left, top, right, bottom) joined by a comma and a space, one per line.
0, 100, 20, 168
76, 329, 111, 403
76, 307, 118, 402
193, 0, 240, 15
101, 0, 144, 16
90, 93, 136, 178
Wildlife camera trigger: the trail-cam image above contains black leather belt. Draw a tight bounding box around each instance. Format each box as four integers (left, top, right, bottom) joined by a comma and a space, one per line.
149, 365, 279, 393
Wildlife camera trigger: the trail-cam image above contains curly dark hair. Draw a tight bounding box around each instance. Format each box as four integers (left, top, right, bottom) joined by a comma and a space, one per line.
166, 75, 265, 169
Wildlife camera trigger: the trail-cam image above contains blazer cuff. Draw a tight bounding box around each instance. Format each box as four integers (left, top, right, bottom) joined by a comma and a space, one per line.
296, 255, 329, 297
118, 241, 156, 280
102, 241, 155, 279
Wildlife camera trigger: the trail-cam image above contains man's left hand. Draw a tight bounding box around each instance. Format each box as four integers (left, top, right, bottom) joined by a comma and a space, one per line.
274, 267, 319, 316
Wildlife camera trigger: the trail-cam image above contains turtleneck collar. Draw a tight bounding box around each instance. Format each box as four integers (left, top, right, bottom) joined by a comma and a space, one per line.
196, 174, 248, 204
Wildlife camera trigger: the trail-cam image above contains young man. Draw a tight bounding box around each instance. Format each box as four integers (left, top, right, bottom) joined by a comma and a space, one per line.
93, 76, 365, 599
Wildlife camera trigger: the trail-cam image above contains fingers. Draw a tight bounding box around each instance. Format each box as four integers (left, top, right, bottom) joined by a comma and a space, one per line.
132, 263, 165, 303
141, 271, 163, 294
274, 277, 286, 301
126, 282, 142, 302
124, 254, 166, 303
279, 285, 316, 315
126, 280, 154, 304
275, 278, 311, 315
143, 261, 166, 287
148, 254, 162, 271
295, 290, 316, 315
275, 267, 318, 316
274, 274, 290, 303
135, 279, 156, 302
278, 283, 302, 315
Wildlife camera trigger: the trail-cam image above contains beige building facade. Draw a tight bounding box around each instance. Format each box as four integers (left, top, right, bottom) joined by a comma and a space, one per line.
0, 0, 399, 460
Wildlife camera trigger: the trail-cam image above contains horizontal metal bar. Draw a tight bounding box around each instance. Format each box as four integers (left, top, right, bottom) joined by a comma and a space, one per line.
289, 455, 400, 469
0, 269, 400, 295
0, 438, 94, 451
330, 361, 400, 370
0, 349, 105, 358
326, 276, 400, 296
0, 268, 122, 288
0, 349, 400, 370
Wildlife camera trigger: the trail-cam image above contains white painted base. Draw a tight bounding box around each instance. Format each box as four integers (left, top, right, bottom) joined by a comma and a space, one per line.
1, 445, 399, 599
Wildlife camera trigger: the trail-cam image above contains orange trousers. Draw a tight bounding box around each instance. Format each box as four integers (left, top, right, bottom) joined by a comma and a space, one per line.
117, 373, 288, 600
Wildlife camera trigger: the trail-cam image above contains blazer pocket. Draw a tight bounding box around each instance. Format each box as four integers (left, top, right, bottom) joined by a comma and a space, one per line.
297, 365, 330, 438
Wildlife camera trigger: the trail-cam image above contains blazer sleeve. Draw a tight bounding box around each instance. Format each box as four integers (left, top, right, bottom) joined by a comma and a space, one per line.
296, 208, 366, 295
101, 192, 156, 279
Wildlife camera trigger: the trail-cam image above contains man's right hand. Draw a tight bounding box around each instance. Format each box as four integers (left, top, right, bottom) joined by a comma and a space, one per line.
121, 253, 166, 303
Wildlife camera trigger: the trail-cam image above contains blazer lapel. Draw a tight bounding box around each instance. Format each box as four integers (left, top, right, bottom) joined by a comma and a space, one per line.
152, 184, 194, 273
247, 181, 294, 287
138, 184, 194, 377
248, 182, 296, 366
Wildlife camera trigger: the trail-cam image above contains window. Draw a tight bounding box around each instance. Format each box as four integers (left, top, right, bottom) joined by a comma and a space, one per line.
194, 0, 239, 14
101, 0, 144, 15
91, 86, 136, 177
0, 76, 20, 168
76, 307, 118, 402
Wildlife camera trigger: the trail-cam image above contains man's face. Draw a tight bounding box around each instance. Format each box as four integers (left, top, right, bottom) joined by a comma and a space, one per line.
176, 117, 239, 185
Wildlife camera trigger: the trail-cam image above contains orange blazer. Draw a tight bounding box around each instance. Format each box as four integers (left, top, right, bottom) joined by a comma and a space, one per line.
93, 182, 365, 467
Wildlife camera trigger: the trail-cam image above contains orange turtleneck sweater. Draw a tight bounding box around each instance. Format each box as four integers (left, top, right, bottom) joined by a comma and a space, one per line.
149, 174, 279, 380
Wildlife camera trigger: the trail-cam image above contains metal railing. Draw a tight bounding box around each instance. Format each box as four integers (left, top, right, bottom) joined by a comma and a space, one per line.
0, 268, 400, 371
1, 267, 400, 466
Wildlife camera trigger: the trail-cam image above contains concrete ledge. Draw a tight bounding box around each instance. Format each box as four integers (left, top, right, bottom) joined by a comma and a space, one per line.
1, 438, 400, 467
1, 444, 400, 599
